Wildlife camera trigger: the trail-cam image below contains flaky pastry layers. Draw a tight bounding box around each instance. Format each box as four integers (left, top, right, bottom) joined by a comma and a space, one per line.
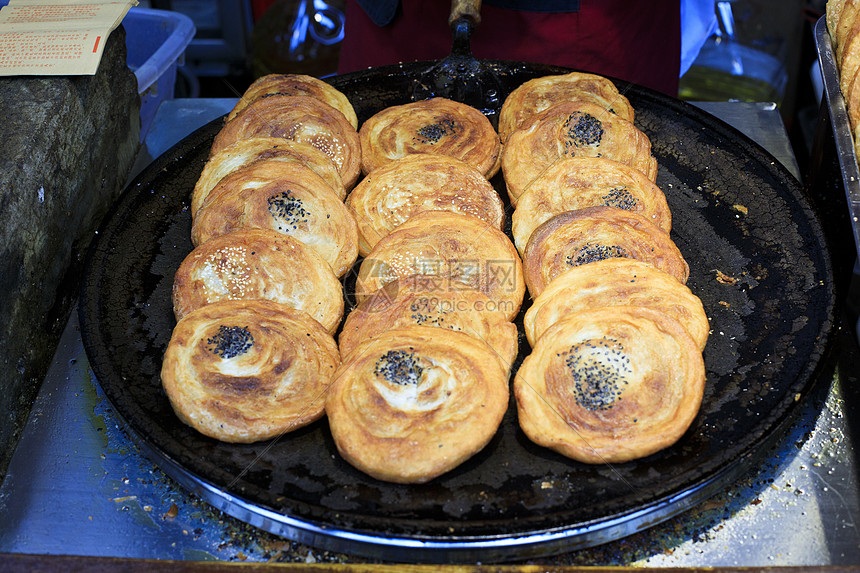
346, 153, 506, 256
828, 0, 849, 41
326, 326, 509, 483
523, 206, 689, 297
192, 137, 345, 217
359, 97, 501, 178
832, 0, 860, 62
161, 299, 341, 443
523, 258, 709, 350
339, 275, 519, 372
514, 306, 705, 464
511, 156, 672, 252
355, 211, 525, 320
502, 100, 657, 204
191, 159, 359, 277
210, 94, 361, 189
226, 73, 358, 128
172, 229, 344, 332
498, 71, 635, 143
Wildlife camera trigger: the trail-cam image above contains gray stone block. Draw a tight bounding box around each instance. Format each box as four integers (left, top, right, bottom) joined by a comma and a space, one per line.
0, 26, 140, 479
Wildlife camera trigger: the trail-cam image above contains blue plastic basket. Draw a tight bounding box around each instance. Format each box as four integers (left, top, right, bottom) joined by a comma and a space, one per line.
123, 7, 195, 140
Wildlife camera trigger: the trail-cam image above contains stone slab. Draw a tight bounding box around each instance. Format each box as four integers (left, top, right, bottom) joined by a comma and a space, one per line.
0, 25, 140, 479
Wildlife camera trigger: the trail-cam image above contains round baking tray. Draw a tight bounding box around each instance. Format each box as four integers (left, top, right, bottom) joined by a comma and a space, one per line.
79, 62, 835, 562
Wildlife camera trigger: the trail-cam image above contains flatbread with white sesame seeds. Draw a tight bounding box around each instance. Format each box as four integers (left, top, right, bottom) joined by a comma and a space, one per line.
172, 228, 344, 333
346, 153, 505, 257
209, 94, 361, 189
354, 210, 525, 321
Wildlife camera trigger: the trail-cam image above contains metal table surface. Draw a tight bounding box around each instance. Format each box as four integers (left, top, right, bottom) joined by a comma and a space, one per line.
1, 98, 859, 566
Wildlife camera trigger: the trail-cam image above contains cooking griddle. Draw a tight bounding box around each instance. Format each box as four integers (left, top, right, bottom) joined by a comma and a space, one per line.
78, 62, 835, 562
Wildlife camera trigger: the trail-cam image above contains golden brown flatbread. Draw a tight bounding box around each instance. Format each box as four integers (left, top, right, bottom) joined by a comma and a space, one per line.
346, 153, 505, 256
835, 0, 860, 64
161, 299, 340, 443
355, 210, 525, 320
523, 258, 709, 350
226, 73, 358, 128
522, 206, 689, 297
829, 0, 846, 40
339, 275, 519, 372
498, 71, 635, 143
210, 94, 362, 189
359, 97, 501, 178
502, 100, 656, 205
514, 306, 705, 464
172, 228, 344, 333
191, 159, 359, 277
511, 156, 671, 252
326, 325, 509, 483
192, 137, 345, 217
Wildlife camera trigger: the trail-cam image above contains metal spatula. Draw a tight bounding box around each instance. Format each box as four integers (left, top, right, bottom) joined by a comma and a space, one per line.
410, 0, 503, 118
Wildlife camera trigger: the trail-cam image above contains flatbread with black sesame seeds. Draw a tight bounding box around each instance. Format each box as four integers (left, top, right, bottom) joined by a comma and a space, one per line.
191, 158, 358, 277
514, 305, 705, 464
326, 325, 509, 483
162, 299, 340, 443
502, 100, 656, 205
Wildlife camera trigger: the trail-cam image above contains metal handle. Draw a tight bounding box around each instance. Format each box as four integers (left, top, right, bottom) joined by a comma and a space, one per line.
449, 0, 481, 26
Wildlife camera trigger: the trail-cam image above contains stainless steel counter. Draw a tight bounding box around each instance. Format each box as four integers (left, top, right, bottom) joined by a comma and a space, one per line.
1, 98, 858, 566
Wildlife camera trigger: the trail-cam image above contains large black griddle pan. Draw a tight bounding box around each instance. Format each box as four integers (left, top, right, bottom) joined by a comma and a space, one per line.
79, 61, 835, 562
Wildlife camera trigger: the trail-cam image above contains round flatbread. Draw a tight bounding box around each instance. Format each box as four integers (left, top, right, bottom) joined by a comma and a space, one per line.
172, 228, 344, 333
326, 326, 509, 483
355, 210, 525, 320
498, 71, 635, 143
511, 156, 671, 251
502, 100, 656, 204
339, 275, 519, 372
191, 159, 359, 277
523, 258, 709, 350
161, 299, 340, 443
192, 137, 345, 217
210, 94, 361, 189
515, 306, 705, 464
359, 97, 501, 178
522, 206, 689, 297
346, 153, 505, 256
226, 73, 358, 128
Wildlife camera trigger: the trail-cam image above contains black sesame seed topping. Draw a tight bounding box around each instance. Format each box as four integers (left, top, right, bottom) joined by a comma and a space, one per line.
374, 350, 424, 385
601, 187, 639, 211
267, 191, 308, 230
563, 337, 631, 411
566, 243, 629, 266
207, 325, 254, 359
563, 112, 604, 150
414, 118, 457, 144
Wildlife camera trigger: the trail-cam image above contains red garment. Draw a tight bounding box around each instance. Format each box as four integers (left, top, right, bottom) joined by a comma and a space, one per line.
337, 0, 681, 96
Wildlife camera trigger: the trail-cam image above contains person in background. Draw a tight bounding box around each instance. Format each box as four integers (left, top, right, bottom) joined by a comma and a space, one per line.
337, 0, 717, 97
